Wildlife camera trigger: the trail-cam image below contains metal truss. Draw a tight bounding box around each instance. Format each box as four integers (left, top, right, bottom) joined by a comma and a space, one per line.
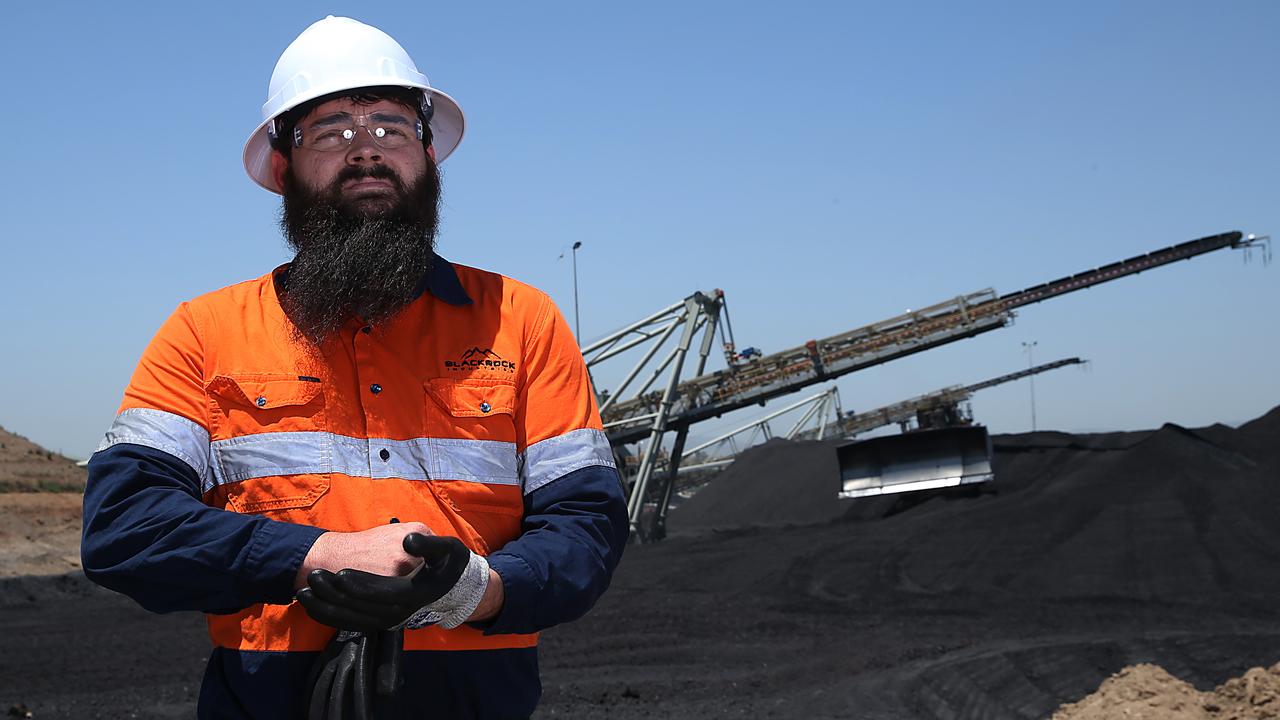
581, 290, 729, 540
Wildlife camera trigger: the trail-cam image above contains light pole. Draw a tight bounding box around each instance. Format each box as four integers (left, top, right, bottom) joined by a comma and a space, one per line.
1022, 341, 1038, 431
571, 241, 583, 341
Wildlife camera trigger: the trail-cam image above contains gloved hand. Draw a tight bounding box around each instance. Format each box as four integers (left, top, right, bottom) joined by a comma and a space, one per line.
297, 533, 490, 632
304, 630, 373, 720
303, 628, 403, 720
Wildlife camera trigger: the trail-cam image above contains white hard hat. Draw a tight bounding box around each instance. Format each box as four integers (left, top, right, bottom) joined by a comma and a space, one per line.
243, 16, 465, 194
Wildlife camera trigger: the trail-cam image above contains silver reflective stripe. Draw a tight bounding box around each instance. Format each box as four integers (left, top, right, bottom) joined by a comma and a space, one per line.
207, 432, 519, 490
97, 408, 211, 483
209, 431, 332, 492
521, 428, 616, 495
429, 438, 520, 485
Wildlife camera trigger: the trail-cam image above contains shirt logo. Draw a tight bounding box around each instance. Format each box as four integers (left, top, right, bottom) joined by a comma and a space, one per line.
445, 347, 516, 373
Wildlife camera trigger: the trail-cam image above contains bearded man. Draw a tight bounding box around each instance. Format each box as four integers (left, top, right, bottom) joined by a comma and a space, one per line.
81, 17, 628, 720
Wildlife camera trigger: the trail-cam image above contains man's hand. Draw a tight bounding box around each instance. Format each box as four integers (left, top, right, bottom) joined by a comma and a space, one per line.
294, 522, 432, 589
296, 533, 493, 632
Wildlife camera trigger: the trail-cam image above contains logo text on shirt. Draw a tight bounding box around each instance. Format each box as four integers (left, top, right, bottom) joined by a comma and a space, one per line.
445, 347, 516, 373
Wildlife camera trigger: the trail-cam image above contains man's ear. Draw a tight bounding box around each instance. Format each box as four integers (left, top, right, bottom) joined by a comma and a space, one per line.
427, 145, 437, 163
270, 150, 289, 192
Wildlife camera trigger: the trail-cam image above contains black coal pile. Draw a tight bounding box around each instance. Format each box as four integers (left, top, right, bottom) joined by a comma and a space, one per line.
4, 407, 1277, 720
536, 405, 1280, 719
668, 436, 854, 531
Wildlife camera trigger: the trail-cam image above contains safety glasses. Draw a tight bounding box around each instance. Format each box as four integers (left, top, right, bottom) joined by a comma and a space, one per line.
293, 110, 429, 152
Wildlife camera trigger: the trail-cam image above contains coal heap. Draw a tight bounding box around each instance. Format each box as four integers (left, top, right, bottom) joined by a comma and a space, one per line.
533, 406, 1280, 718
668, 436, 853, 531
4, 407, 1277, 720
820, 421, 1280, 601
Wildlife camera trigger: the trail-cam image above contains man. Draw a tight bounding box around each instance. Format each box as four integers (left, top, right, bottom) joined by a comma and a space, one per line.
82, 16, 628, 719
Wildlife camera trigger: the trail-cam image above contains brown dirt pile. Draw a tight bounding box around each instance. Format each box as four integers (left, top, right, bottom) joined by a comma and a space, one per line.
0, 426, 86, 492
1052, 662, 1280, 720
0, 493, 83, 577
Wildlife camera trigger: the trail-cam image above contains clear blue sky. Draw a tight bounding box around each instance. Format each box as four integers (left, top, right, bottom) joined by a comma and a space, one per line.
1, 1, 1276, 459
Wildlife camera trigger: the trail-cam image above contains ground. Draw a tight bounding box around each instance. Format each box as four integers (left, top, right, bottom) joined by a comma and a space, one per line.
2, 407, 1278, 719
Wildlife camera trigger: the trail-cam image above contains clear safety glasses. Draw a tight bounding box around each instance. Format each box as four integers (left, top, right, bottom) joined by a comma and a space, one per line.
292, 111, 429, 152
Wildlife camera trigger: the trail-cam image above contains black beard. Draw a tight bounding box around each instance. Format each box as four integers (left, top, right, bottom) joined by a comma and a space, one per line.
278, 160, 441, 347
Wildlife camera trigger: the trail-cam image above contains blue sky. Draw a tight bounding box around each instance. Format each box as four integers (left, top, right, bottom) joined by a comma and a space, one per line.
1, 1, 1276, 458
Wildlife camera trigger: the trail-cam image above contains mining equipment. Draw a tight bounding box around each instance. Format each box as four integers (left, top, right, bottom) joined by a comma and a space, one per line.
831, 358, 1084, 499
584, 231, 1268, 540
662, 357, 1084, 530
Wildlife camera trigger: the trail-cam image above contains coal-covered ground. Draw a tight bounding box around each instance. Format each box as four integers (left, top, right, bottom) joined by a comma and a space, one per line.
2, 407, 1278, 719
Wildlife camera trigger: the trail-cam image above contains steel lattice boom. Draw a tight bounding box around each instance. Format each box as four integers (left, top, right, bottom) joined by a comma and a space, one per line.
591, 230, 1265, 540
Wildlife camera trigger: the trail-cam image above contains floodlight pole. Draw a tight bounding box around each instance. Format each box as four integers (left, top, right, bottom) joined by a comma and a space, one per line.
1022, 341, 1038, 431
571, 241, 583, 342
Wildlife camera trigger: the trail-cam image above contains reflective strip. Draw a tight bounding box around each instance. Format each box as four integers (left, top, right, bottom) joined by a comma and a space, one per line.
428, 438, 521, 485
521, 428, 616, 495
97, 408, 211, 482
209, 431, 333, 492
207, 431, 519, 490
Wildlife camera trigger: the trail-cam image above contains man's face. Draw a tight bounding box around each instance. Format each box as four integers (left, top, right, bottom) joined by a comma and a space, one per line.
272, 95, 442, 349
276, 97, 431, 211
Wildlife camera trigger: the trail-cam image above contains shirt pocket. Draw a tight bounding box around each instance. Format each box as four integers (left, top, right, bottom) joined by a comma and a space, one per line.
205, 374, 331, 514
424, 378, 519, 443
424, 378, 523, 551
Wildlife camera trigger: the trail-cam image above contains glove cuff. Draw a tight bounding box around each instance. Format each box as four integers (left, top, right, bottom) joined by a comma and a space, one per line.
405, 552, 490, 630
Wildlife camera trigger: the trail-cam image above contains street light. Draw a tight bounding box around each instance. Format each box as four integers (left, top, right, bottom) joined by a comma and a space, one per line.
1021, 341, 1038, 431
571, 241, 583, 342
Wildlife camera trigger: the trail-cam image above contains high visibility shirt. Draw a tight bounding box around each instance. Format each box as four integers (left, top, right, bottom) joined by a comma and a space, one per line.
82, 255, 629, 719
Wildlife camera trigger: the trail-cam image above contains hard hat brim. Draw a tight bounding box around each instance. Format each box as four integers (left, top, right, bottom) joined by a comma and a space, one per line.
242, 85, 465, 194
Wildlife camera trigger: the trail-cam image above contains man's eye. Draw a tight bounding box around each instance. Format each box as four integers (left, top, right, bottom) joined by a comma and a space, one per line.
375, 126, 409, 139
312, 129, 345, 144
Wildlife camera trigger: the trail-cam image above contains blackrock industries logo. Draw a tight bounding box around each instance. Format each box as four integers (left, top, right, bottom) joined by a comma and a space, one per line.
445, 347, 517, 373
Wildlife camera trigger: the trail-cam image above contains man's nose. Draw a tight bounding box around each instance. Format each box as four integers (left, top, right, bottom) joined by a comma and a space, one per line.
345, 128, 383, 164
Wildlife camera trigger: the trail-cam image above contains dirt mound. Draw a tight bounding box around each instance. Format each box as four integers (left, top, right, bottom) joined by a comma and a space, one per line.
1051, 664, 1208, 720
1215, 663, 1280, 718
0, 493, 84, 577
1052, 662, 1280, 720
0, 426, 86, 492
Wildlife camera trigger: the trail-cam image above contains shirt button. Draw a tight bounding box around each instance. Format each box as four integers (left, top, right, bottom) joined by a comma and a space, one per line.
480, 402, 492, 413
379, 448, 390, 461
370, 383, 382, 395
255, 396, 267, 407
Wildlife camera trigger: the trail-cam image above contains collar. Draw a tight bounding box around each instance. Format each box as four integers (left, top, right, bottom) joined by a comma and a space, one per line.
414, 253, 473, 306
273, 252, 473, 306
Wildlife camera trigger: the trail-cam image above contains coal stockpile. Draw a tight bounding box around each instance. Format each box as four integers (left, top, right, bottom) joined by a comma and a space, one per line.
3, 407, 1277, 719
534, 406, 1280, 718
667, 436, 855, 532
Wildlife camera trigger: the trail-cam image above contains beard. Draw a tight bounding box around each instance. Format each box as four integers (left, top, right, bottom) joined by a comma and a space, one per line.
278, 159, 441, 348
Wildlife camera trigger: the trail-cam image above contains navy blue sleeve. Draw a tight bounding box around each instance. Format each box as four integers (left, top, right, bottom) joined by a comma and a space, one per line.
482, 464, 629, 634
82, 443, 326, 614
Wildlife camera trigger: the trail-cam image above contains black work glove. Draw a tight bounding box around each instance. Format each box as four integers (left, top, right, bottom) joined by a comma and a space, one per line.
303, 630, 372, 720
303, 628, 404, 720
297, 533, 491, 633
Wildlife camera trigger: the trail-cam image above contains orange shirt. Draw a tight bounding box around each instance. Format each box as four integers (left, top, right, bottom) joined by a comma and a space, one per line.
98, 257, 618, 652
